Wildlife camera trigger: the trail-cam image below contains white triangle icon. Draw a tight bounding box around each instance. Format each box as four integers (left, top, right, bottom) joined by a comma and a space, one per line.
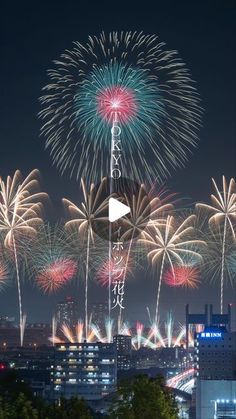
109, 197, 130, 222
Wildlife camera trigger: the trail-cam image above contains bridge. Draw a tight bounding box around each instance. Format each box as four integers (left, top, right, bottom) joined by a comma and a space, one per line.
166, 367, 195, 394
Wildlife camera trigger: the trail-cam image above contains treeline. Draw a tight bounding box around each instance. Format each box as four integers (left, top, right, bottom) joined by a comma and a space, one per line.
0, 371, 178, 418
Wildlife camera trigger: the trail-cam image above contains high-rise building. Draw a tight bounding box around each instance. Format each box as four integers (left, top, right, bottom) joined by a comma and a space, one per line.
195, 328, 236, 380
113, 334, 132, 370
195, 325, 236, 418
91, 302, 108, 331
56, 297, 79, 327
185, 304, 232, 350
53, 342, 117, 400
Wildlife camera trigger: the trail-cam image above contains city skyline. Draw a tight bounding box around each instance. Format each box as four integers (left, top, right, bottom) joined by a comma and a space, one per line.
1, 1, 235, 327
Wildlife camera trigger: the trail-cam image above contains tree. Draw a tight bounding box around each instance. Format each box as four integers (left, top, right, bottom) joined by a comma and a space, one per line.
109, 375, 178, 419
63, 397, 93, 419
0, 393, 39, 419
0, 371, 93, 418
44, 397, 93, 419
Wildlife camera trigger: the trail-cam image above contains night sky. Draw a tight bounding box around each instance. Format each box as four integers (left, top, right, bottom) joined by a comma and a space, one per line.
1, 1, 236, 326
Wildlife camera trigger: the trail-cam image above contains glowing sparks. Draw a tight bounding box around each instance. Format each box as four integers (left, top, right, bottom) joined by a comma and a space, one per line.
196, 176, 236, 313
50, 313, 187, 350
140, 215, 204, 323
0, 258, 9, 291
96, 255, 132, 288
196, 176, 236, 236
63, 178, 108, 340
132, 314, 187, 350
0, 169, 46, 346
51, 322, 95, 345
200, 228, 236, 288
63, 178, 108, 241
121, 185, 174, 241
29, 224, 77, 294
164, 265, 200, 289
0, 170, 46, 247
117, 186, 175, 324
39, 32, 202, 185
36, 257, 77, 293
97, 86, 137, 123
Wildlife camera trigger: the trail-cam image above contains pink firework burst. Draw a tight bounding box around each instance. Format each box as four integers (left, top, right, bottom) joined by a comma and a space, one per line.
96, 255, 132, 288
37, 258, 77, 294
97, 86, 137, 124
164, 265, 200, 289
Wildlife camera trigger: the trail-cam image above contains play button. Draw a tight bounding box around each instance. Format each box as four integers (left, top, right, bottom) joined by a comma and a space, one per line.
90, 177, 151, 242
109, 197, 130, 222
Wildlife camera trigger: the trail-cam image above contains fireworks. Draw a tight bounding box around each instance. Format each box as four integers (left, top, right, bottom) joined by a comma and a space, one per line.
97, 85, 137, 124
121, 185, 175, 241
49, 312, 188, 350
196, 177, 236, 235
51, 315, 57, 347
196, 176, 236, 313
63, 178, 108, 240
0, 169, 47, 346
140, 215, 204, 323
39, 32, 201, 185
30, 224, 77, 294
0, 170, 46, 247
144, 312, 186, 349
132, 314, 186, 350
51, 322, 95, 345
200, 228, 236, 288
63, 178, 108, 339
36, 258, 77, 293
0, 258, 9, 291
96, 255, 132, 287
51, 317, 131, 346
164, 265, 200, 289
117, 185, 175, 324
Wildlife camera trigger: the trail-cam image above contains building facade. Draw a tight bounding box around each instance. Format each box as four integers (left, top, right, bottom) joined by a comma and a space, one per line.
56, 297, 79, 327
195, 327, 236, 418
195, 328, 236, 380
196, 380, 236, 418
53, 342, 117, 400
113, 334, 132, 370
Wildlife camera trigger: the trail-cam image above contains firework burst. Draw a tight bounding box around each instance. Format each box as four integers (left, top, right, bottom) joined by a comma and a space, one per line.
36, 258, 77, 293
96, 255, 133, 288
63, 178, 108, 339
39, 32, 202, 185
200, 227, 236, 289
118, 185, 175, 324
196, 176, 236, 313
164, 265, 200, 289
30, 224, 77, 294
140, 215, 204, 324
0, 169, 47, 346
